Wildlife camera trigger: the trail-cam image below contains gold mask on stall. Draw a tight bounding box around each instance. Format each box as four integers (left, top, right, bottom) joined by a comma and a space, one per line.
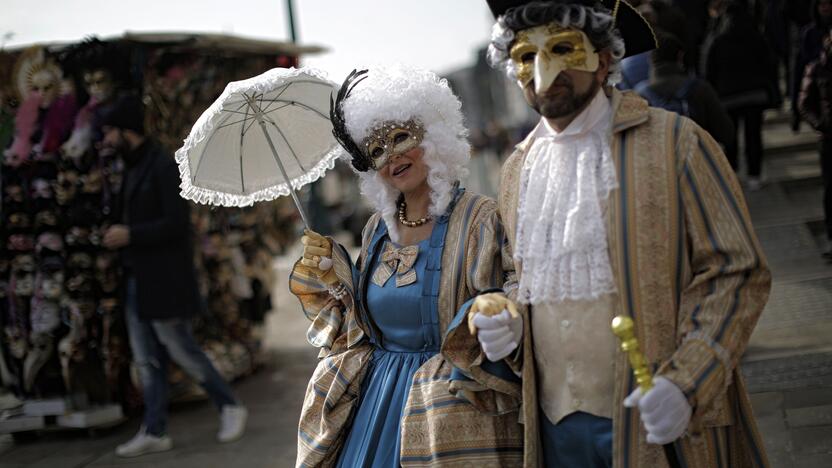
510, 24, 600, 94
362, 120, 425, 171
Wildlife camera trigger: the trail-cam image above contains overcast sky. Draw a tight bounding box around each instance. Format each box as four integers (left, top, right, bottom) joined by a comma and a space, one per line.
1, 0, 496, 78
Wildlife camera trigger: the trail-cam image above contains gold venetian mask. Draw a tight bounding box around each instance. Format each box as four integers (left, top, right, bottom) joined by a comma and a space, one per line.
362, 120, 425, 171
510, 24, 600, 94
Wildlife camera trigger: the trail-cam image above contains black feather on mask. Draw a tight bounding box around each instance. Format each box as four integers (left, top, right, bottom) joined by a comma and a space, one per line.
330, 69, 370, 172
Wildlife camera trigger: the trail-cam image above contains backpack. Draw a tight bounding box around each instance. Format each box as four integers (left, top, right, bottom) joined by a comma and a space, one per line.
635, 77, 696, 117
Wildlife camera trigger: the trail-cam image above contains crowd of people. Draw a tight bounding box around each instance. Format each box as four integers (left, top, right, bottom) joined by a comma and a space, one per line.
615, 0, 832, 256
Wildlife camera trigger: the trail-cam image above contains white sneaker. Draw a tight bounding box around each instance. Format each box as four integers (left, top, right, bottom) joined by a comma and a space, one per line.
116, 427, 173, 457
217, 405, 247, 443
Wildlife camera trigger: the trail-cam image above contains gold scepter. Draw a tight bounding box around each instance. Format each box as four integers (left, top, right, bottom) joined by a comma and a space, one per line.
611, 316, 681, 468
611, 316, 653, 393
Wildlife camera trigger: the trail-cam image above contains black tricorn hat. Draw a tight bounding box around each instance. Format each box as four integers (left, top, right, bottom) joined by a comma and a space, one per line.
486, 0, 656, 58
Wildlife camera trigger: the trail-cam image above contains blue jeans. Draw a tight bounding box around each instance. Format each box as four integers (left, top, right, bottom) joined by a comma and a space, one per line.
125, 277, 237, 436
540, 411, 613, 468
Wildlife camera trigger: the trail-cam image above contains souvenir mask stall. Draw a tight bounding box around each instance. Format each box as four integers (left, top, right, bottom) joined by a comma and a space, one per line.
0, 34, 309, 419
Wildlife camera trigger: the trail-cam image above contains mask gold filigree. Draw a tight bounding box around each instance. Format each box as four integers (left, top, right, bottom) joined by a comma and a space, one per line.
362, 120, 425, 171
510, 24, 600, 94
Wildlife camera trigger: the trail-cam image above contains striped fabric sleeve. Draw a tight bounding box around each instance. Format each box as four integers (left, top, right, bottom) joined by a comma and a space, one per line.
443, 204, 523, 401
499, 219, 525, 374
288, 238, 362, 352
660, 122, 772, 415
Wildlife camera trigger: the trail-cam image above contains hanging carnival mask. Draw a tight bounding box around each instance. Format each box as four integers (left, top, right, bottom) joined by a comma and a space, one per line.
35, 211, 60, 232
40, 270, 65, 300
31, 178, 54, 200
5, 183, 25, 204
95, 253, 119, 294
510, 24, 600, 94
12, 254, 37, 273
14, 273, 35, 297
83, 69, 115, 103
5, 326, 28, 360
67, 251, 93, 272
66, 272, 95, 298
65, 226, 100, 247
53, 170, 79, 205
8, 234, 35, 252
8, 212, 31, 232
80, 168, 103, 194
36, 232, 64, 256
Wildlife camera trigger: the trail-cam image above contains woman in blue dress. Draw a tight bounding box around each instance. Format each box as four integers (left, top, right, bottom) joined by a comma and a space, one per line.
289, 66, 527, 467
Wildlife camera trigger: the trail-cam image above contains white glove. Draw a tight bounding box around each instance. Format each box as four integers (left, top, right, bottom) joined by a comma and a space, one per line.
623, 376, 692, 445
472, 309, 522, 362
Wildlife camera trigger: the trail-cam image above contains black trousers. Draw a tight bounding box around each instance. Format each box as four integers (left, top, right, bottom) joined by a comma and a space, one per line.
727, 108, 764, 177
821, 136, 832, 240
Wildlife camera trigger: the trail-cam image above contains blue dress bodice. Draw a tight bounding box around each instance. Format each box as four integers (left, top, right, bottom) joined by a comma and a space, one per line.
365, 238, 439, 353
336, 223, 446, 468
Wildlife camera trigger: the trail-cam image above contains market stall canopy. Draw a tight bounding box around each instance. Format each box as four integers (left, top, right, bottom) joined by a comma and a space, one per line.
5, 31, 327, 57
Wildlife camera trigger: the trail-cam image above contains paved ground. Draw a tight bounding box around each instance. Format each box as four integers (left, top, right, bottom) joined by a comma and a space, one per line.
1, 116, 831, 467
740, 117, 832, 468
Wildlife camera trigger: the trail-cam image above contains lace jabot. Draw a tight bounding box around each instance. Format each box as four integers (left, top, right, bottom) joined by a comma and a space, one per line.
514, 90, 618, 305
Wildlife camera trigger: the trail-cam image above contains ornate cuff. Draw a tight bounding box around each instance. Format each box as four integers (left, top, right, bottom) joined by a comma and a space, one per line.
327, 282, 347, 300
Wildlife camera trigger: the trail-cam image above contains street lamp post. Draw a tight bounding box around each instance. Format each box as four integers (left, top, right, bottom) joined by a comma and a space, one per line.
286, 0, 298, 43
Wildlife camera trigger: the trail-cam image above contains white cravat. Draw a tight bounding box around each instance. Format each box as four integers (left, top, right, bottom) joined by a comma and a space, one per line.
515, 90, 618, 305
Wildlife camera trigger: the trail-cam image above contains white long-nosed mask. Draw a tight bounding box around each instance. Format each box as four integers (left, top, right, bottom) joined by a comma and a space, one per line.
510, 24, 600, 94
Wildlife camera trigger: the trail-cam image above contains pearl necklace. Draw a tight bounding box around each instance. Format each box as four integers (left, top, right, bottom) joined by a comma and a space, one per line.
397, 201, 431, 227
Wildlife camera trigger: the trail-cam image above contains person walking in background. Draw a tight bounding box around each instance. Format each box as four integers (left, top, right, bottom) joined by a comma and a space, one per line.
799, 32, 832, 258
617, 0, 689, 90
98, 95, 247, 458
706, 0, 780, 190
794, 0, 832, 131
636, 30, 735, 150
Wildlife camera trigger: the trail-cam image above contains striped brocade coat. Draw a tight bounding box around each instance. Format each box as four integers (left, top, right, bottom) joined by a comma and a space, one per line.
289, 189, 526, 467
496, 89, 773, 467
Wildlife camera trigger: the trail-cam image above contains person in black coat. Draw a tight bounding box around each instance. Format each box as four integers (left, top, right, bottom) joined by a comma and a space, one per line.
98, 95, 248, 458
705, 0, 780, 189
636, 30, 736, 151
798, 33, 832, 257
793, 0, 832, 131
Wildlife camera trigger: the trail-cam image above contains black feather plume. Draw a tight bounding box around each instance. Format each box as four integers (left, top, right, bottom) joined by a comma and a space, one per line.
330, 69, 370, 172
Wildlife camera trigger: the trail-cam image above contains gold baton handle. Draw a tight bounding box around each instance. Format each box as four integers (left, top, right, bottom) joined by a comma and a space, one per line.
611, 316, 654, 393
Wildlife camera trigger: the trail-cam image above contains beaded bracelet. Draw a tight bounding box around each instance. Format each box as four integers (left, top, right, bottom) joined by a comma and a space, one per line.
328, 282, 347, 300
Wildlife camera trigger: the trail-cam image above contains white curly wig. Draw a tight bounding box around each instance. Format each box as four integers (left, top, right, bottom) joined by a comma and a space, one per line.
338, 65, 470, 243
487, 2, 626, 86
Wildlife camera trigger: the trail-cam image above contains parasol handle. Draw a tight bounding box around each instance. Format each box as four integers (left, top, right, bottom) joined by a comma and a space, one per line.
255, 117, 311, 230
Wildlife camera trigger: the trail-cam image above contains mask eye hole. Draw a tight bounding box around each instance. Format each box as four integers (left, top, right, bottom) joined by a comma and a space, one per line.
369, 145, 385, 159
551, 42, 575, 55
521, 52, 536, 63
392, 131, 410, 145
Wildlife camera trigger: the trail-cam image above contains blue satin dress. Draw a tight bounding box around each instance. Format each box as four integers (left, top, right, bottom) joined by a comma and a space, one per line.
336, 237, 438, 468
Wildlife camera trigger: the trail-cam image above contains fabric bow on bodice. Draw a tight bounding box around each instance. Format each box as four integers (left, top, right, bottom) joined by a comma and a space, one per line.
371, 243, 419, 288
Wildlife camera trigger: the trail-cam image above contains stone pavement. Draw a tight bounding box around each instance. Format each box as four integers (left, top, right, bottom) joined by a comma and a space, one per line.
741, 116, 832, 468
1, 118, 831, 467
